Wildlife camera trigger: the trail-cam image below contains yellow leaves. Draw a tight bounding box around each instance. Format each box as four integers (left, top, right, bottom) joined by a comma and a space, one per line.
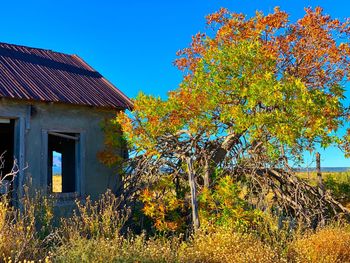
198, 176, 268, 232
141, 189, 152, 200
140, 180, 185, 232
142, 203, 156, 218
97, 151, 121, 167
116, 112, 133, 137
154, 219, 178, 232
98, 118, 126, 167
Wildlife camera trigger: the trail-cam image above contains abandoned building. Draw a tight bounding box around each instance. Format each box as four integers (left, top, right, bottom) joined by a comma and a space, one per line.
0, 42, 132, 203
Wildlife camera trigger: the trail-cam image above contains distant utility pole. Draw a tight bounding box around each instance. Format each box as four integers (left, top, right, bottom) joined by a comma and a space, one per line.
316, 152, 324, 194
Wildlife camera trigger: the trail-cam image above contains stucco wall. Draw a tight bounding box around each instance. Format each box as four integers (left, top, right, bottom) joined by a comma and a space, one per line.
0, 98, 121, 201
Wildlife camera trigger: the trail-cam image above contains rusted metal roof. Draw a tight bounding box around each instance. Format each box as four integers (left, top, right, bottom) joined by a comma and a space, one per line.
0, 42, 132, 109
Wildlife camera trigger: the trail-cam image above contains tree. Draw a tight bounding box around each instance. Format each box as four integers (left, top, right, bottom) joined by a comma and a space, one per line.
114, 7, 350, 231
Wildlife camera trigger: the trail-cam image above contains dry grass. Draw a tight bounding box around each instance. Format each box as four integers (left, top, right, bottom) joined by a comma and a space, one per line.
54, 230, 283, 263
0, 191, 53, 262
15, 223, 350, 263
178, 227, 284, 263
54, 235, 180, 263
1, 190, 350, 263
288, 225, 350, 263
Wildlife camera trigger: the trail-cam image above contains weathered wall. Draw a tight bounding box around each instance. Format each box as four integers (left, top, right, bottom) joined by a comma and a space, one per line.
0, 98, 121, 201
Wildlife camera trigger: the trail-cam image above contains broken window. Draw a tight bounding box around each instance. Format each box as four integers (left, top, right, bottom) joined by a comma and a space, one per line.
48, 132, 79, 193
0, 118, 15, 195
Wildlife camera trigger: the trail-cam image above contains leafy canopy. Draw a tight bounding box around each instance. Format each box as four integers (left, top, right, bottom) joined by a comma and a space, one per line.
118, 7, 349, 162
113, 7, 350, 231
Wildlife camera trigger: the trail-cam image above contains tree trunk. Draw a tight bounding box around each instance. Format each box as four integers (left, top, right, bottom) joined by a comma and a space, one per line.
204, 159, 210, 188
211, 133, 242, 164
316, 152, 324, 194
186, 157, 200, 231
203, 133, 243, 189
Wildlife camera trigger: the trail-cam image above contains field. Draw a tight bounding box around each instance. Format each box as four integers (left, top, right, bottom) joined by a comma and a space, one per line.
52, 174, 62, 193
298, 171, 350, 209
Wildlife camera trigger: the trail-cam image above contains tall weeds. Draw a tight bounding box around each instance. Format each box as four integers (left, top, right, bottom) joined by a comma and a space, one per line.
1, 190, 350, 263
0, 189, 53, 262
60, 190, 129, 240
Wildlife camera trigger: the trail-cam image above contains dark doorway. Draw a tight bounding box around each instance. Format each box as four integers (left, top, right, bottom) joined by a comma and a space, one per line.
0, 119, 15, 195
48, 133, 77, 193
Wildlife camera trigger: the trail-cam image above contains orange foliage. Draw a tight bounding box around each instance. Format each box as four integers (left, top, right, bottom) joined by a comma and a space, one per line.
175, 6, 350, 95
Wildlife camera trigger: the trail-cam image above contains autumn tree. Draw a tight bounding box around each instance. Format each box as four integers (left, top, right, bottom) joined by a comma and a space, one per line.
112, 7, 350, 232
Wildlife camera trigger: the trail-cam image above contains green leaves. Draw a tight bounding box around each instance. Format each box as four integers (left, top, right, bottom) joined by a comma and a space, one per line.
118, 37, 345, 162
112, 7, 350, 233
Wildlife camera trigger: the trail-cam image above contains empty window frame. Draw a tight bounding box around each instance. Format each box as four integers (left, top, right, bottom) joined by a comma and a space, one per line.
0, 118, 15, 195
47, 132, 79, 193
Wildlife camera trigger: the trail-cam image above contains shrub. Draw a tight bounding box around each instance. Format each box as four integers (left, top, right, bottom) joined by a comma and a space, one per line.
60, 190, 129, 240
288, 225, 350, 263
0, 190, 53, 262
140, 175, 188, 233
53, 234, 180, 263
198, 176, 255, 229
178, 227, 284, 263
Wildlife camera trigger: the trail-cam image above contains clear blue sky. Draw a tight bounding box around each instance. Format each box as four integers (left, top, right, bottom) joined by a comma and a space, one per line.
0, 0, 349, 167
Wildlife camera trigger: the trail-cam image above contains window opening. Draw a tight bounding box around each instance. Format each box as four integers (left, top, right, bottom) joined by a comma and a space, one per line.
0, 119, 15, 195
48, 132, 78, 193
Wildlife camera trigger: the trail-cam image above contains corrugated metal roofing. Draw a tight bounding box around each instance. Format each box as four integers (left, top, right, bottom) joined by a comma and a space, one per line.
0, 42, 132, 109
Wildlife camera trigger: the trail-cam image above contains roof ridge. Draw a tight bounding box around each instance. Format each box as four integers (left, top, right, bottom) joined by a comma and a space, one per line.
0, 41, 74, 57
